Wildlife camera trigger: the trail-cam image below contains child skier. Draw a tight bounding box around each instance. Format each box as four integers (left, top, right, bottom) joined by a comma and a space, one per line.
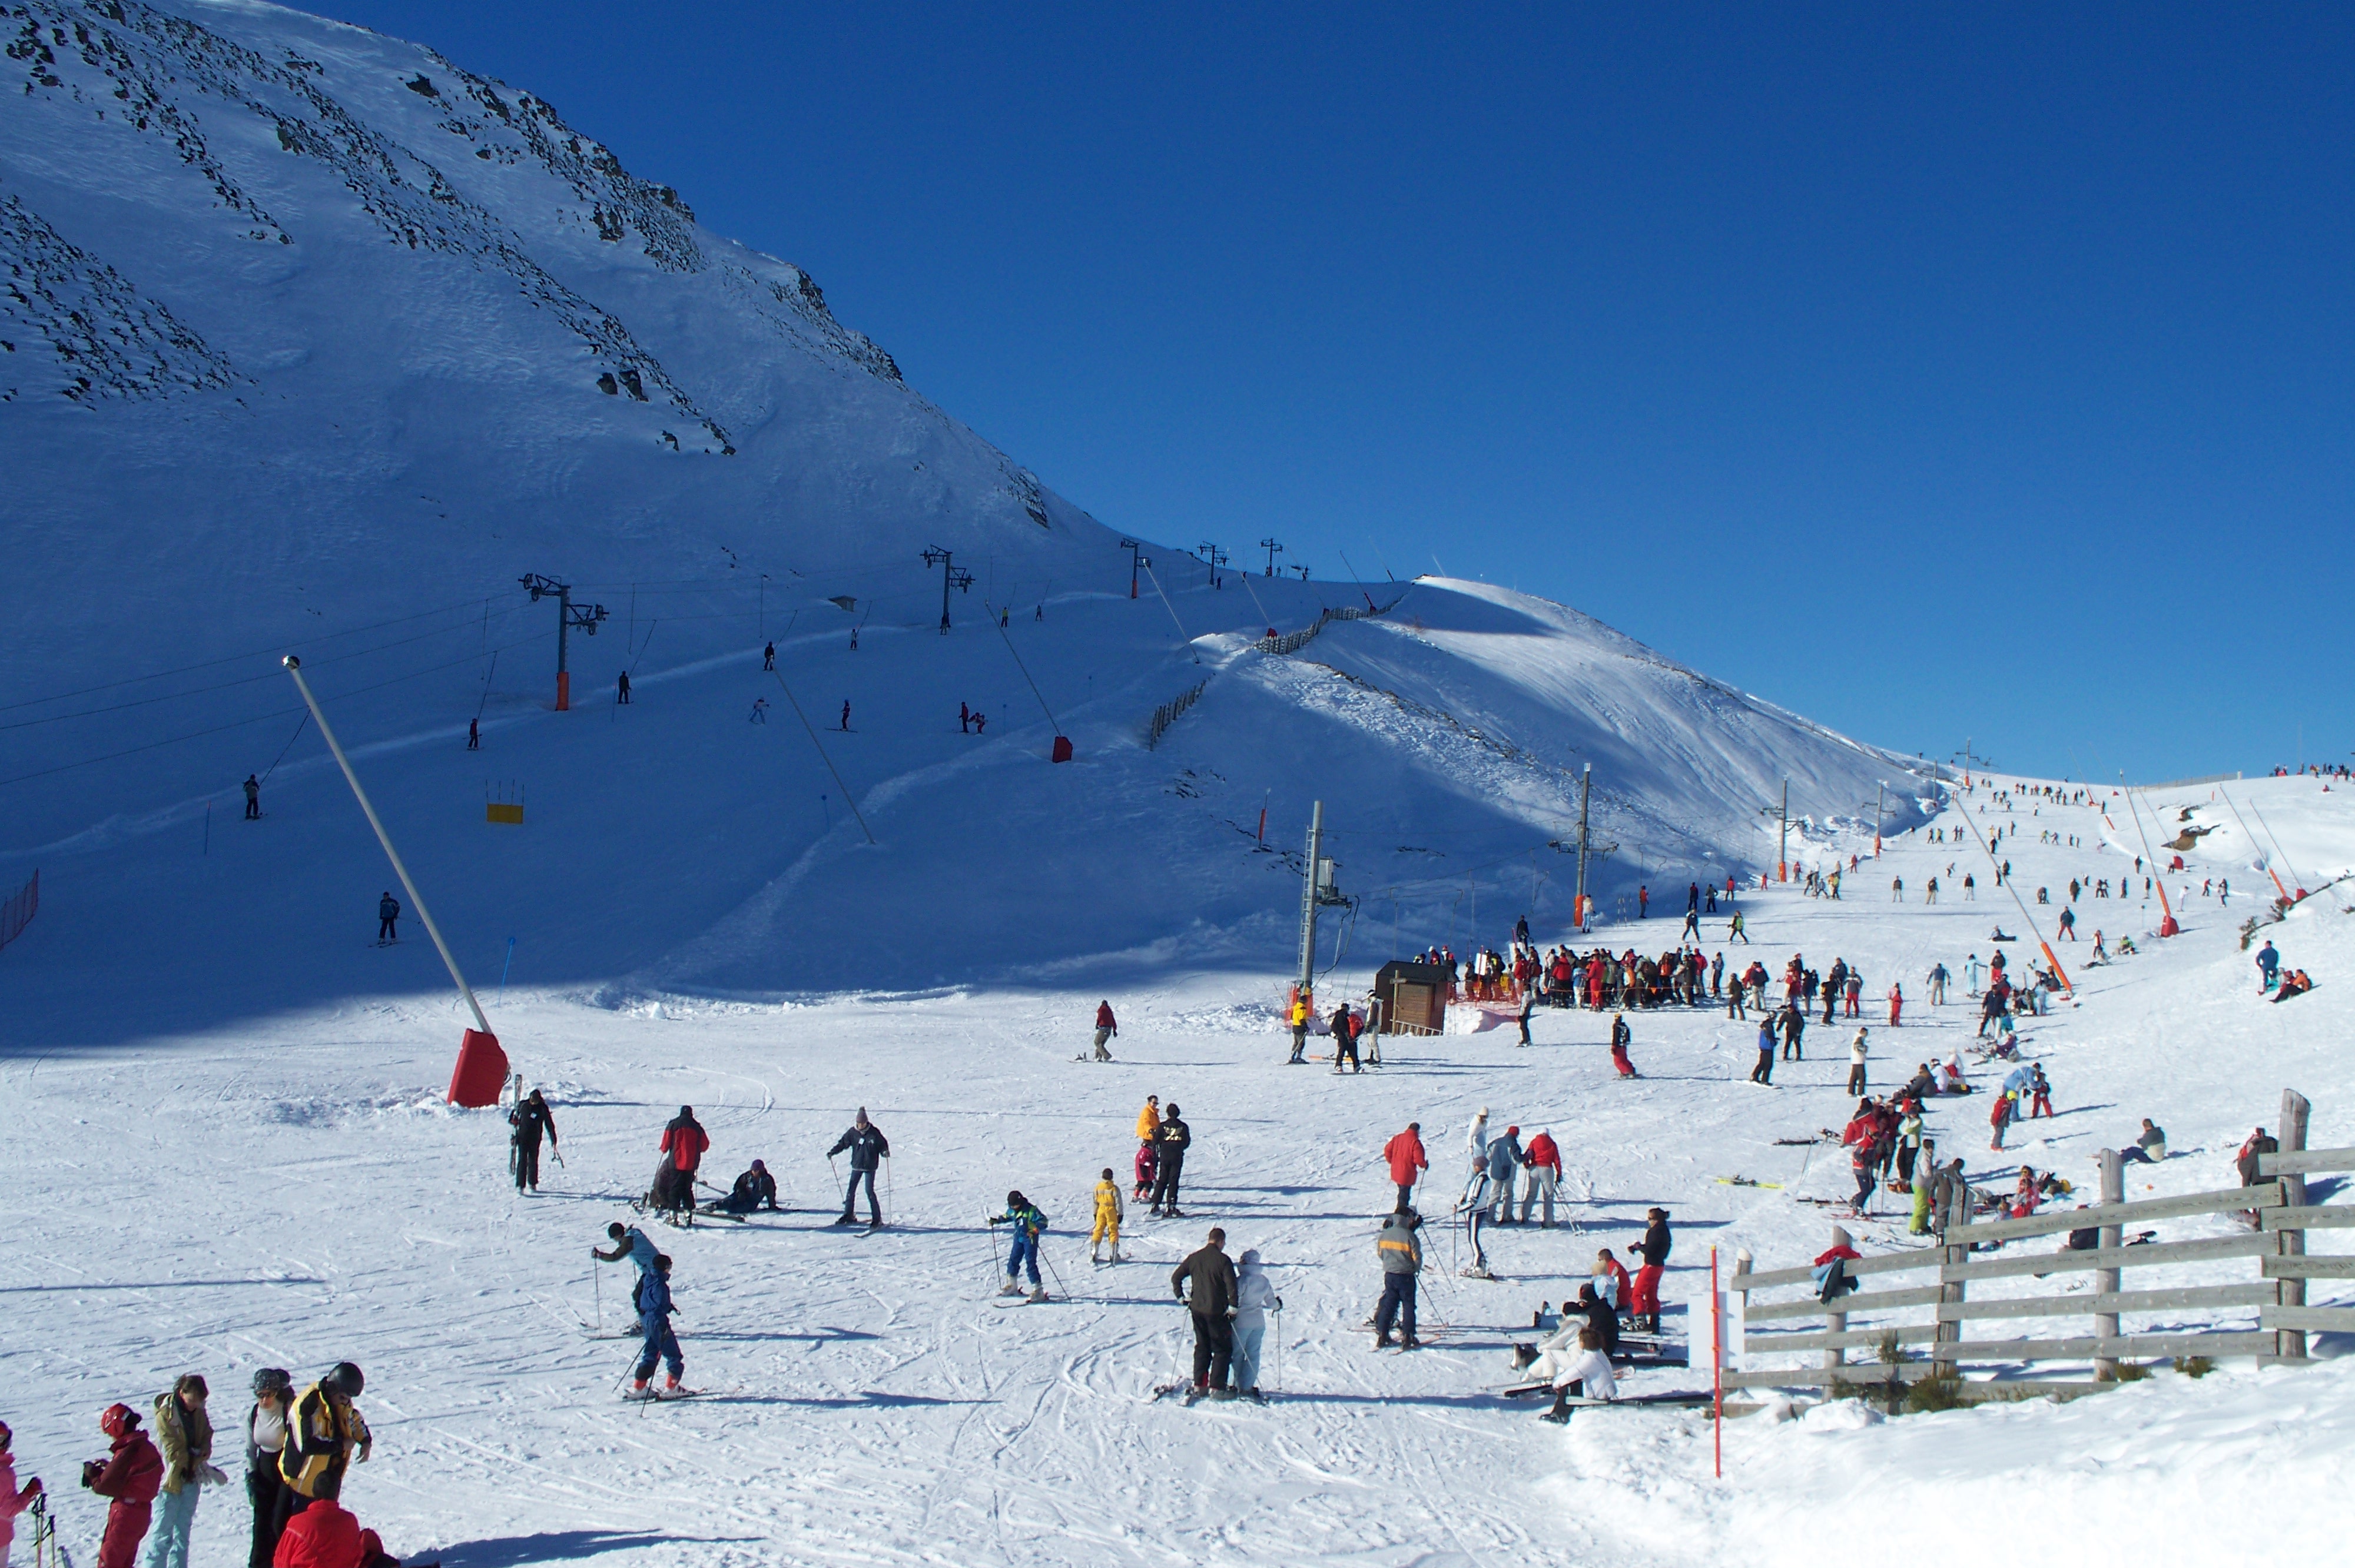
1090, 1168, 1124, 1263
629, 1254, 684, 1398
990, 1191, 1050, 1301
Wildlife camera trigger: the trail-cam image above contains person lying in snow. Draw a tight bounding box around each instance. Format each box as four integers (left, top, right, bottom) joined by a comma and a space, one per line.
716, 1161, 778, 1215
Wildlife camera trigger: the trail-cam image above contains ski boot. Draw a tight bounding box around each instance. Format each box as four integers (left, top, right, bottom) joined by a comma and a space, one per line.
1109, 1247, 1123, 1263
664, 1374, 682, 1394
630, 1378, 652, 1399
999, 1277, 1024, 1297
1540, 1388, 1573, 1424
1374, 1331, 1395, 1350
1399, 1335, 1423, 1350
1027, 1285, 1049, 1303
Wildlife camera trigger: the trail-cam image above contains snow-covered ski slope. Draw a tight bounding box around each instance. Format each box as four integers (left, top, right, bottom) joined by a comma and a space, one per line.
0, 2, 1933, 1032
4, 779, 2351, 1568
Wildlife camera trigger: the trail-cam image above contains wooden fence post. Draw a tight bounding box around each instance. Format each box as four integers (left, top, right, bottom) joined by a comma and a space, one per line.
2277, 1088, 2310, 1361
1825, 1224, 1852, 1370
1935, 1174, 1969, 1358
2094, 1148, 2124, 1379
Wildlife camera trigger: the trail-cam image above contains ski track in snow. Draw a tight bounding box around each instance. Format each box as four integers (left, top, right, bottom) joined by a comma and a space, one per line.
3, 779, 2352, 1564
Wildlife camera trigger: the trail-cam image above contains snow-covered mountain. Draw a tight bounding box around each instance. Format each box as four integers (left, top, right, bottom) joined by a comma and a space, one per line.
1, 1, 1938, 1043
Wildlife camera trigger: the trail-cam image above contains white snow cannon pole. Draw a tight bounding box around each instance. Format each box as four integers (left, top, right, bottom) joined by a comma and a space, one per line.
281, 655, 508, 1105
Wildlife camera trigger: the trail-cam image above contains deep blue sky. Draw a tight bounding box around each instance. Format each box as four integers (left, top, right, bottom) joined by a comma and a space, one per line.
304, 2, 2353, 783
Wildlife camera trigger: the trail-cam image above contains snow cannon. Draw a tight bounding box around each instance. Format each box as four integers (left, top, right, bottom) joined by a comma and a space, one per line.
1052, 735, 1074, 763
448, 1028, 509, 1108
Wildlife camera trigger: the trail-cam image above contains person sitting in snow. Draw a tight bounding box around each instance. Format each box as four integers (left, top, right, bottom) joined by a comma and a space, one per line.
717, 1161, 778, 1216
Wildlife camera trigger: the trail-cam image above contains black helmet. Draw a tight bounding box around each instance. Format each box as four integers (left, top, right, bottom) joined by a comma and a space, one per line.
253, 1368, 292, 1398
326, 1363, 364, 1398
1006, 1190, 1025, 1206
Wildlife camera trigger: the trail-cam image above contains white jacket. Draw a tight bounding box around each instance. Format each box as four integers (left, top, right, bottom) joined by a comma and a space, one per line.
1553, 1346, 1617, 1398
1234, 1265, 1278, 1329
1850, 1029, 1869, 1065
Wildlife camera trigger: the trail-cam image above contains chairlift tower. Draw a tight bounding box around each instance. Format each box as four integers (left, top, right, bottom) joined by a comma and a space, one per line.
1119, 539, 1146, 599
1296, 800, 1346, 1011
1198, 543, 1228, 588
921, 547, 974, 632
520, 573, 607, 711
1260, 537, 1284, 577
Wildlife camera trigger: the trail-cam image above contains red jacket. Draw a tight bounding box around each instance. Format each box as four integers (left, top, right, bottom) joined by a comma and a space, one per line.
1095, 1002, 1116, 1029
275, 1499, 363, 1568
1383, 1129, 1428, 1186
1525, 1132, 1561, 1173
660, 1118, 710, 1173
90, 1433, 162, 1508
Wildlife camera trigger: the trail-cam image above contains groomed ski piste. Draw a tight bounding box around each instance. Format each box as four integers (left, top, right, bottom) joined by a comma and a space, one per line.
6, 771, 2351, 1568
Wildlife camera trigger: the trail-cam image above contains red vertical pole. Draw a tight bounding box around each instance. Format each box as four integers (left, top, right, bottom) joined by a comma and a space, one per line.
1711, 1247, 1723, 1478
556, 671, 570, 712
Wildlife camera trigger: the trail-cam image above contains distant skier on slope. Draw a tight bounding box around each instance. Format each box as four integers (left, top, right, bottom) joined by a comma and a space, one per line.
243, 773, 260, 820
762, 642, 775, 670
827, 1109, 888, 1227
507, 1089, 558, 1194
375, 893, 399, 945
1090, 1168, 1124, 1263
1092, 1001, 1118, 1061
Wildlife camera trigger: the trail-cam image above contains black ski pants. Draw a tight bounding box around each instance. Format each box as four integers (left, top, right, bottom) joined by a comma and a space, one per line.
1374, 1272, 1417, 1340
1190, 1310, 1233, 1390
1151, 1155, 1184, 1212
513, 1138, 540, 1191
244, 796, 259, 819
1750, 1049, 1774, 1085
248, 1463, 297, 1568
379, 917, 397, 942
842, 1167, 882, 1223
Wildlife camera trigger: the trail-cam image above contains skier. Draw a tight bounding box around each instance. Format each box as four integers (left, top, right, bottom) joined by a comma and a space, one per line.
1591, 1248, 1633, 1311
1608, 1015, 1636, 1078
1484, 1127, 1524, 1224
1780, 1004, 1806, 1061
592, 1221, 659, 1278
1151, 1105, 1191, 1216
1517, 985, 1535, 1046
1521, 1128, 1562, 1226
840, 700, 850, 732
1628, 1209, 1671, 1332
1092, 999, 1118, 1061
1990, 1089, 2015, 1152
2058, 906, 2077, 941
628, 1254, 684, 1398
1928, 962, 1950, 1005
1886, 981, 1903, 1026
466, 716, 479, 750
616, 670, 631, 705
1729, 909, 1749, 944
1286, 992, 1311, 1064
2029, 1065, 2054, 1118
1172, 1228, 1239, 1394
1090, 1168, 1124, 1263
278, 1366, 367, 1507
1382, 1122, 1427, 1212
656, 1106, 710, 1221
762, 642, 775, 670
1749, 1018, 1776, 1085
243, 774, 260, 820
507, 1089, 557, 1194
989, 1191, 1050, 1300
1847, 1027, 1870, 1095
717, 1160, 778, 1216
747, 698, 768, 723
1892, 876, 1903, 902
1331, 1002, 1360, 1072
375, 893, 399, 946
1230, 1250, 1280, 1400
1373, 1209, 1423, 1349
1679, 906, 1700, 942
147, 1373, 220, 1568
82, 1404, 162, 1568
826, 1108, 888, 1227
1462, 1108, 1492, 1202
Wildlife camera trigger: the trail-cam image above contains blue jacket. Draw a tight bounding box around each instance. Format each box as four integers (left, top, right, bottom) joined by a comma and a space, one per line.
993, 1202, 1047, 1238
635, 1268, 673, 1326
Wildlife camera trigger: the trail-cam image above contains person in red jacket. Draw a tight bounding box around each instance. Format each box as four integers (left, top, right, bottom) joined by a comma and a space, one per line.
273, 1496, 363, 1568
1381, 1123, 1427, 1211
1520, 1130, 1563, 1226
82, 1404, 162, 1568
1092, 1001, 1118, 1061
654, 1106, 709, 1215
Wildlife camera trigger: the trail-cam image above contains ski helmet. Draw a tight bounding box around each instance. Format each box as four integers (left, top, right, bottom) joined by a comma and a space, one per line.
99, 1403, 138, 1439
326, 1363, 364, 1398
253, 1368, 292, 1398
1006, 1190, 1024, 1206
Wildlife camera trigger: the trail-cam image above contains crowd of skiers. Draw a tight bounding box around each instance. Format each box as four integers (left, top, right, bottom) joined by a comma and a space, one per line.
0, 1363, 405, 1568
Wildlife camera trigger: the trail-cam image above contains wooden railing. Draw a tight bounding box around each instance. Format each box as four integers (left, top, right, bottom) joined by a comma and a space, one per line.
1722, 1089, 2346, 1401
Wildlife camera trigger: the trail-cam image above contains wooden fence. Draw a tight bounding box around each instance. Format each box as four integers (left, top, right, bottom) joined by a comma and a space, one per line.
1252, 594, 1403, 657
1722, 1089, 2348, 1402
1143, 679, 1208, 750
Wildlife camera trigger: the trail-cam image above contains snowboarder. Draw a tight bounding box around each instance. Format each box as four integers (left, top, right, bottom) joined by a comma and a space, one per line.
717, 1160, 778, 1216
508, 1089, 557, 1193
82, 1404, 162, 1568
1847, 1027, 1870, 1096
1092, 1000, 1118, 1061
762, 642, 775, 670
1090, 1168, 1124, 1263
1373, 1210, 1422, 1349
1608, 1015, 1636, 1078
243, 774, 260, 820
991, 1192, 1050, 1300
1521, 1129, 1562, 1225
1151, 1105, 1191, 1215
629, 1254, 684, 1397
1172, 1228, 1239, 1393
655, 1107, 709, 1221
1382, 1122, 1427, 1212
827, 1109, 888, 1227
147, 1373, 218, 1568
1230, 1250, 1280, 1398
375, 893, 399, 945
1628, 1211, 1671, 1332
616, 671, 631, 705
278, 1366, 367, 1507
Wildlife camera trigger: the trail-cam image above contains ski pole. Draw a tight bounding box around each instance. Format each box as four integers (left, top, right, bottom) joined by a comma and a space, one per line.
828, 1153, 844, 1208
1272, 1304, 1282, 1397
1043, 1248, 1073, 1303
